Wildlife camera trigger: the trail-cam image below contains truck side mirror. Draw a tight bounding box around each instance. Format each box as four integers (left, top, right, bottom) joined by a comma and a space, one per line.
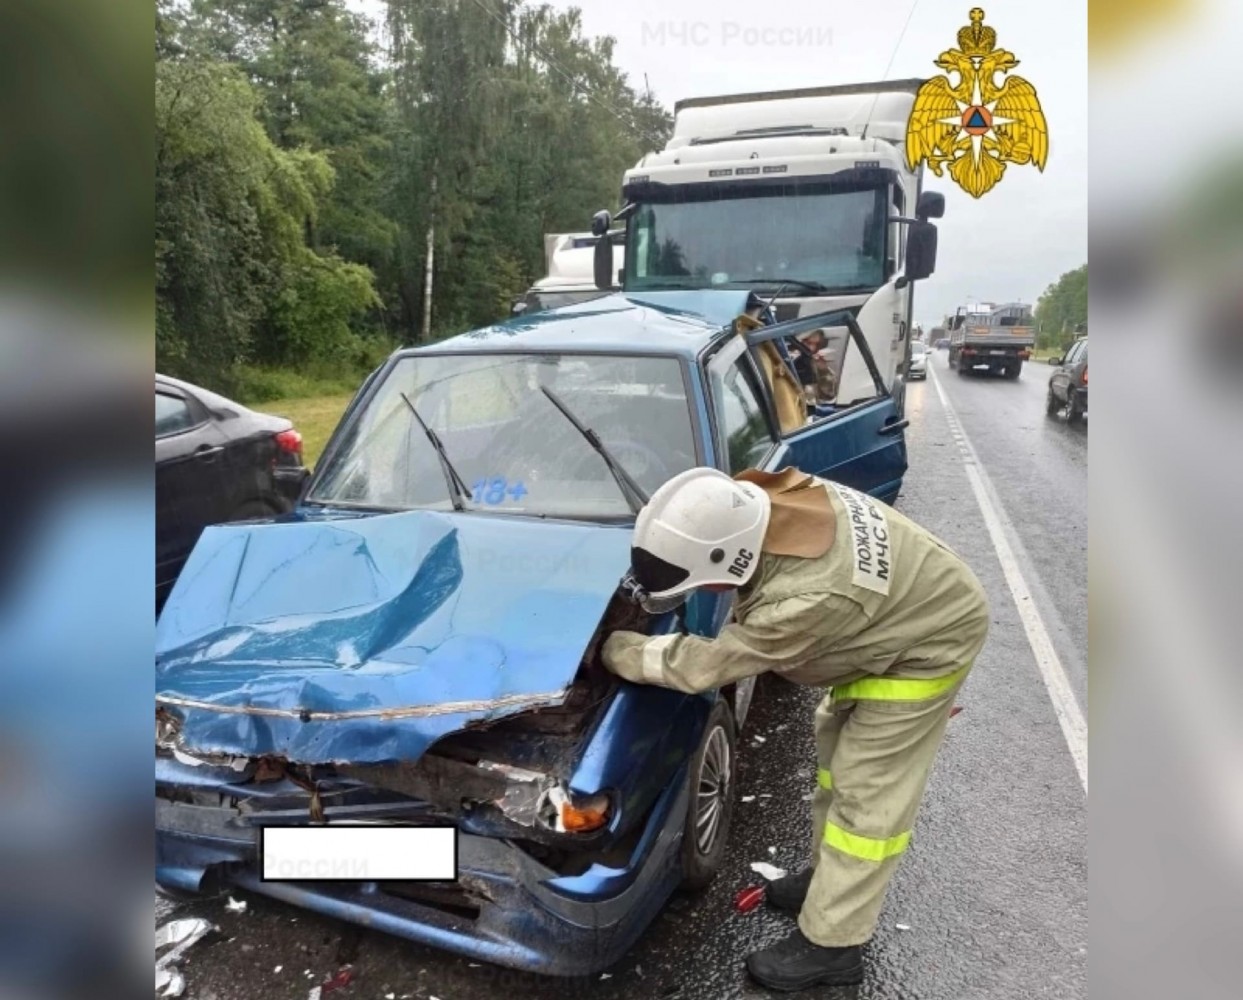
904, 221, 938, 283
916, 191, 945, 220
593, 235, 615, 290
590, 209, 612, 237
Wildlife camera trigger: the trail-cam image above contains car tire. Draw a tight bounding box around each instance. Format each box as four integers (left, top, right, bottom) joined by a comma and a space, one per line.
1005, 366, 1021, 380
680, 698, 737, 890
1046, 387, 1061, 416
1068, 396, 1085, 425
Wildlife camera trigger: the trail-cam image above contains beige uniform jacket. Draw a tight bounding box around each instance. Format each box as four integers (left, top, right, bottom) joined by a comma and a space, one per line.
602, 479, 990, 694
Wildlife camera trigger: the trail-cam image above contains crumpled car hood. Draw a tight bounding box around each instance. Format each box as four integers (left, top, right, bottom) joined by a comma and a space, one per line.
156, 510, 632, 764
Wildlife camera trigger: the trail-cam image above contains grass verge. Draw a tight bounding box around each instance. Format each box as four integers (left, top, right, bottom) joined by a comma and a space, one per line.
262, 393, 353, 469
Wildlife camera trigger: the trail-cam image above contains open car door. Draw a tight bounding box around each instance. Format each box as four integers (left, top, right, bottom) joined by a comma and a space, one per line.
740, 308, 908, 504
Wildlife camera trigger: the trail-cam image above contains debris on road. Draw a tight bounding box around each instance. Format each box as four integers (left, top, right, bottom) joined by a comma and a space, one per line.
752, 735, 767, 744
734, 886, 765, 913
156, 968, 184, 998
741, 795, 756, 803
225, 896, 248, 914
155, 917, 216, 998
767, 845, 777, 856
750, 861, 788, 881
320, 967, 354, 992
950, 705, 964, 718
896, 922, 912, 931
600, 972, 613, 979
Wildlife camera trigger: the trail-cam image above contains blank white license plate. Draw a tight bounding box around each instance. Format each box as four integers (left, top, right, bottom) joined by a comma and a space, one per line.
989, 349, 1008, 355
261, 826, 457, 882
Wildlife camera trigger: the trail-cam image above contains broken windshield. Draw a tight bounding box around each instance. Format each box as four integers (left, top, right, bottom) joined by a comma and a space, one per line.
625, 182, 887, 294
309, 353, 697, 518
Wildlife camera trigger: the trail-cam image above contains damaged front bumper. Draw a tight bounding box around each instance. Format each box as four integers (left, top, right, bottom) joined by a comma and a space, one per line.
154, 755, 690, 976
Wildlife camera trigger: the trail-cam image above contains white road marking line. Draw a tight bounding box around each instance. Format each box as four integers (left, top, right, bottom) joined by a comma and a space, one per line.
928, 365, 1088, 793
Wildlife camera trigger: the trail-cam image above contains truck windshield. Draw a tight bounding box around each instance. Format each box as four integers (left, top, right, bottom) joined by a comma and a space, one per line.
309, 353, 697, 519
625, 182, 887, 293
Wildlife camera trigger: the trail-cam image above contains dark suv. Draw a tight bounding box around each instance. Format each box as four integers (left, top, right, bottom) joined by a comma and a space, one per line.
1046, 338, 1087, 424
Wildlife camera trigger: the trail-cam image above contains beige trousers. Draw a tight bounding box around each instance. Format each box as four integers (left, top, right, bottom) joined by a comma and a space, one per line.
799, 669, 969, 947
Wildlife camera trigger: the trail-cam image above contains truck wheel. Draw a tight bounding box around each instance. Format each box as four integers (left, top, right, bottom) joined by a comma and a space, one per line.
681, 698, 736, 890
1005, 365, 1021, 380
1046, 387, 1061, 417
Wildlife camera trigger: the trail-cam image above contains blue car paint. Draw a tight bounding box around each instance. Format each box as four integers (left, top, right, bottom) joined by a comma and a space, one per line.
773, 397, 908, 505
431, 290, 748, 359
157, 510, 635, 765
158, 762, 693, 976
156, 286, 909, 976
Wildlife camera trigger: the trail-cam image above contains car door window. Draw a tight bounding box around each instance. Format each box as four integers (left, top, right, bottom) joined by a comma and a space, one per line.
156, 392, 197, 437
708, 351, 776, 473
1063, 342, 1083, 366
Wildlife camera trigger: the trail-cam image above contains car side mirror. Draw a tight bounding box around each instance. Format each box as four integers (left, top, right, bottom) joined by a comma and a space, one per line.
1048, 356, 1062, 365
902, 221, 938, 284
511, 299, 528, 317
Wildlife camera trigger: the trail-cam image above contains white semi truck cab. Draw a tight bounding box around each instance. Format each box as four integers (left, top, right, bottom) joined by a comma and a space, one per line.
591, 80, 944, 410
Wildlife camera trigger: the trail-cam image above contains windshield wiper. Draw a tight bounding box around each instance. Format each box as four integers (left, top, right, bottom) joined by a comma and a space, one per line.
538, 385, 649, 516
725, 278, 832, 294
399, 392, 471, 512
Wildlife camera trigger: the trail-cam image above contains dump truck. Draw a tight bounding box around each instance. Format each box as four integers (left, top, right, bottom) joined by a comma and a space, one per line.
947, 301, 1035, 378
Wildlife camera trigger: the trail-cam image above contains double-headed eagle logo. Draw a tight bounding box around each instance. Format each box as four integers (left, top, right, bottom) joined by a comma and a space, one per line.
905, 8, 1048, 198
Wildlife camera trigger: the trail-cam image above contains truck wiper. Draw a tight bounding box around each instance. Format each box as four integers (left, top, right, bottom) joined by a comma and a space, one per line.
399, 392, 471, 512
727, 278, 832, 294
538, 385, 649, 516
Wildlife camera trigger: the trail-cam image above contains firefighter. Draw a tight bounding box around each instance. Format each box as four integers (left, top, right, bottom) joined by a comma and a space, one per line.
603, 466, 990, 992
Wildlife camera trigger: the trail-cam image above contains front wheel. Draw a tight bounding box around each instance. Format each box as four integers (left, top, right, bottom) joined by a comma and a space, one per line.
680, 698, 737, 890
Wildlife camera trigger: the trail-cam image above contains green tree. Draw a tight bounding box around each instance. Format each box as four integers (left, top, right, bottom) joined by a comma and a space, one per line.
155, 59, 377, 385
184, 0, 398, 321
1035, 264, 1087, 350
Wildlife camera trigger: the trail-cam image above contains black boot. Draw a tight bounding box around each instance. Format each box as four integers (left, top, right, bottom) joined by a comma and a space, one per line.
746, 929, 864, 992
765, 868, 814, 914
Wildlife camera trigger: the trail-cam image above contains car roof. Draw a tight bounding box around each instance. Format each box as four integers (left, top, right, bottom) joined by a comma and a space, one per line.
156, 373, 247, 416
400, 291, 739, 361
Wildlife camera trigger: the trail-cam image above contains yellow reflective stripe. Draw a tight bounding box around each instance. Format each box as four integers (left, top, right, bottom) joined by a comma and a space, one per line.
823, 822, 911, 861
832, 663, 970, 703
817, 768, 833, 790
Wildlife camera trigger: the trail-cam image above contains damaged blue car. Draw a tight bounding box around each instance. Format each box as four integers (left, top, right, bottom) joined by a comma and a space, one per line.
155, 290, 908, 975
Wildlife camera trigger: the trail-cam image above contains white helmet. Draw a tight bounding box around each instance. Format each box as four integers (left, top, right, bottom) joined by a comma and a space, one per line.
629, 467, 772, 605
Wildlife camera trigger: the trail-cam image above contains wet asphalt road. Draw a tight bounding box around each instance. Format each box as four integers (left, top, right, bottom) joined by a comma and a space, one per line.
159, 351, 1088, 1000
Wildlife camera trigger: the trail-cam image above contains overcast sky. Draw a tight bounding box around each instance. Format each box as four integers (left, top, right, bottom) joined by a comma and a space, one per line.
357, 1, 1087, 329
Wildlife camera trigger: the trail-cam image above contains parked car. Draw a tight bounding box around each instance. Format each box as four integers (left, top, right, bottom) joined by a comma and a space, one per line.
934, 337, 950, 350
908, 341, 929, 380
1045, 337, 1088, 424
155, 374, 308, 609
155, 291, 908, 976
